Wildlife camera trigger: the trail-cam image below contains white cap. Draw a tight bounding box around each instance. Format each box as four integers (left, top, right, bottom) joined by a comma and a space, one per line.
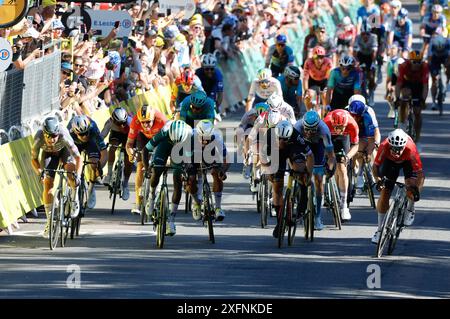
390, 0, 401, 9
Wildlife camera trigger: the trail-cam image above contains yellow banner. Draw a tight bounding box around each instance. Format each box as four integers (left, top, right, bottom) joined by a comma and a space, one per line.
0, 0, 28, 28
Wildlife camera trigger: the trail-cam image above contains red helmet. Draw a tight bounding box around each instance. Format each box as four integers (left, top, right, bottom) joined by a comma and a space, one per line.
331, 109, 349, 127
313, 46, 326, 57
180, 69, 195, 86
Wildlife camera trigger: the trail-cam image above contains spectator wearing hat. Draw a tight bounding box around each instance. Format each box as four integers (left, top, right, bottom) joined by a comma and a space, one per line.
260, 6, 279, 40
265, 34, 294, 78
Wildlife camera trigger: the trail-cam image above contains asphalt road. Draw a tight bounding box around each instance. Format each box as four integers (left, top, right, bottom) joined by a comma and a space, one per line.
1, 1, 449, 299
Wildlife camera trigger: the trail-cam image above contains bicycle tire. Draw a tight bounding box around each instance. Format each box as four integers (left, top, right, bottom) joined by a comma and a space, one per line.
110, 161, 121, 215
260, 177, 268, 228
287, 188, 297, 246
203, 181, 215, 244
49, 189, 62, 250
184, 188, 191, 214
156, 186, 167, 249
364, 164, 376, 209
437, 76, 444, 116
277, 188, 288, 248
387, 199, 407, 255
406, 110, 416, 141
331, 178, 342, 230
140, 179, 150, 225
308, 185, 315, 242
376, 201, 398, 258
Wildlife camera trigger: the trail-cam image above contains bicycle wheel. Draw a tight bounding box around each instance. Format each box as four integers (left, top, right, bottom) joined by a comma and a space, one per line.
110, 160, 122, 215
49, 190, 62, 250
287, 188, 297, 246
364, 164, 376, 209
156, 187, 168, 249
277, 188, 288, 248
184, 188, 191, 214
376, 201, 398, 258
260, 177, 268, 228
307, 185, 315, 242
61, 188, 71, 248
141, 179, 150, 225
387, 200, 407, 255
203, 181, 215, 244
330, 178, 342, 230
406, 110, 416, 141
437, 76, 444, 116
347, 161, 355, 207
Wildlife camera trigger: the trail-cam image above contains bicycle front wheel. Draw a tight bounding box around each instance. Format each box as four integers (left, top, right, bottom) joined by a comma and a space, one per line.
110, 161, 122, 215
278, 189, 289, 248
330, 178, 342, 230
376, 201, 398, 258
156, 187, 168, 249
364, 164, 376, 209
287, 188, 297, 246
203, 181, 215, 244
49, 190, 62, 250
387, 200, 407, 255
307, 185, 315, 242
260, 177, 268, 228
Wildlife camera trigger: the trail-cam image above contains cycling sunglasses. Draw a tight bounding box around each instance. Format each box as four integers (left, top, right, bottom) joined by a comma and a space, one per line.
77, 131, 89, 137
44, 132, 58, 139
304, 127, 317, 134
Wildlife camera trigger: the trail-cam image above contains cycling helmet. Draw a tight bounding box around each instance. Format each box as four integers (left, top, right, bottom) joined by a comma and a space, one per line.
397, 8, 408, 20
190, 90, 208, 108
267, 111, 282, 128
390, 0, 401, 9
432, 4, 443, 13
313, 45, 326, 57
196, 119, 214, 140
201, 53, 217, 68
339, 54, 355, 67
408, 50, 422, 62
112, 107, 128, 124
348, 100, 366, 116
303, 110, 320, 130
342, 16, 351, 26
266, 92, 284, 110
257, 68, 272, 82
331, 109, 349, 127
43, 116, 60, 136
431, 35, 447, 51
276, 34, 287, 44
284, 65, 301, 80
348, 94, 366, 105
275, 120, 293, 139
137, 105, 155, 123
169, 120, 192, 144
388, 129, 408, 148
180, 69, 195, 86
72, 115, 90, 135
254, 102, 269, 115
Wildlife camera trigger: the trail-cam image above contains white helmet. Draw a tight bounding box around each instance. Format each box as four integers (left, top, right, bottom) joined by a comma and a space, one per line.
348, 94, 366, 106
342, 16, 351, 26
388, 129, 408, 148
432, 4, 443, 13
339, 54, 355, 67
72, 115, 90, 135
267, 110, 282, 128
257, 68, 272, 81
275, 120, 293, 139
201, 53, 217, 68
196, 119, 214, 140
168, 120, 192, 144
266, 92, 284, 110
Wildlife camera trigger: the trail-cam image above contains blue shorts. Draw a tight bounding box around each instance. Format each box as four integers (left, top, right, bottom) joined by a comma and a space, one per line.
76, 139, 101, 159
307, 141, 326, 167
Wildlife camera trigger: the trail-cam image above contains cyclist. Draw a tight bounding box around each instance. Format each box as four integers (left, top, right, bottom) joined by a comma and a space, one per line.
178, 90, 216, 128
270, 120, 314, 238
420, 4, 448, 57
324, 109, 359, 221
303, 46, 333, 116
245, 68, 283, 112
428, 34, 450, 110
171, 68, 204, 112
395, 50, 429, 145
356, 0, 381, 34
420, 0, 448, 21
354, 21, 379, 106
126, 105, 168, 215
347, 95, 381, 194
186, 120, 230, 222
326, 55, 361, 111
371, 129, 424, 244
142, 120, 193, 236
266, 92, 296, 125
265, 34, 295, 78
195, 53, 224, 116
237, 102, 269, 179
294, 110, 336, 230
335, 16, 357, 59
31, 117, 82, 238
277, 65, 303, 118
68, 115, 108, 210
100, 107, 133, 200
385, 42, 403, 118
307, 24, 337, 65
388, 8, 413, 59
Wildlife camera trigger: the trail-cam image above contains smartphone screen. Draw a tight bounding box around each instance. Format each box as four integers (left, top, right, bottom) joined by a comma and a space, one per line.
27, 16, 34, 26
114, 21, 120, 29
145, 19, 150, 29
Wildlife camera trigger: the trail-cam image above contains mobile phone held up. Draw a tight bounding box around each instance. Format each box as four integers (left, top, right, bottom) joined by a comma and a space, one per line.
114, 21, 120, 29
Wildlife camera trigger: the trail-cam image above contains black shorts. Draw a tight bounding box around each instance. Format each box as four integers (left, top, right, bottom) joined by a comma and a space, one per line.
331, 135, 350, 161
41, 149, 75, 178
308, 78, 328, 91
268, 144, 308, 182
401, 81, 424, 101
330, 90, 354, 110
109, 130, 128, 146
136, 132, 150, 162
357, 52, 374, 70
76, 139, 102, 159
379, 159, 415, 191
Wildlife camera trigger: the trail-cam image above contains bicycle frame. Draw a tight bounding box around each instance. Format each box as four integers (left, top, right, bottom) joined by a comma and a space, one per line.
110, 145, 125, 215
198, 162, 216, 244
324, 175, 342, 230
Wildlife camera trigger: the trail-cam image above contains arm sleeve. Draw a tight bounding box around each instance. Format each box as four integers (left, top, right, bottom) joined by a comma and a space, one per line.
353, 71, 361, 91
179, 97, 189, 121
265, 45, 276, 65
31, 132, 43, 160
100, 118, 112, 139
92, 122, 107, 150
327, 70, 336, 88
216, 70, 224, 92
248, 81, 256, 99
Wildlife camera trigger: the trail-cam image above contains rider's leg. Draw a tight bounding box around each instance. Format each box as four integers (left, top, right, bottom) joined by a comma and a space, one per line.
413, 105, 423, 142
211, 168, 224, 209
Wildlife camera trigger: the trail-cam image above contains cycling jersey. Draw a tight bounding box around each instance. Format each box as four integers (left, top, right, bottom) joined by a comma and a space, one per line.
266, 44, 295, 76
354, 33, 378, 56
429, 37, 450, 58
171, 75, 204, 107
294, 120, 334, 152
248, 111, 288, 147
247, 78, 283, 100
275, 101, 297, 124
307, 37, 336, 57
391, 19, 413, 49
277, 75, 302, 111
179, 95, 216, 128
195, 68, 224, 103
191, 128, 227, 163
32, 125, 80, 160
421, 14, 447, 37
239, 109, 259, 131
327, 68, 361, 94
101, 116, 132, 139
324, 110, 359, 144
303, 57, 333, 82
353, 106, 378, 138
357, 5, 381, 24
128, 109, 167, 140
374, 137, 423, 173
397, 61, 430, 86
68, 117, 107, 151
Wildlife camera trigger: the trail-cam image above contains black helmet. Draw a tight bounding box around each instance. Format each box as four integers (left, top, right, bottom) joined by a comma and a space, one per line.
43, 116, 60, 136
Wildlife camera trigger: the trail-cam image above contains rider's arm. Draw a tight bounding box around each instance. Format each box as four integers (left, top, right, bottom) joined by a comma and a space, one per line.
100, 118, 112, 139
246, 81, 257, 112
346, 117, 360, 160
325, 69, 336, 105
421, 64, 430, 101
179, 96, 189, 122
